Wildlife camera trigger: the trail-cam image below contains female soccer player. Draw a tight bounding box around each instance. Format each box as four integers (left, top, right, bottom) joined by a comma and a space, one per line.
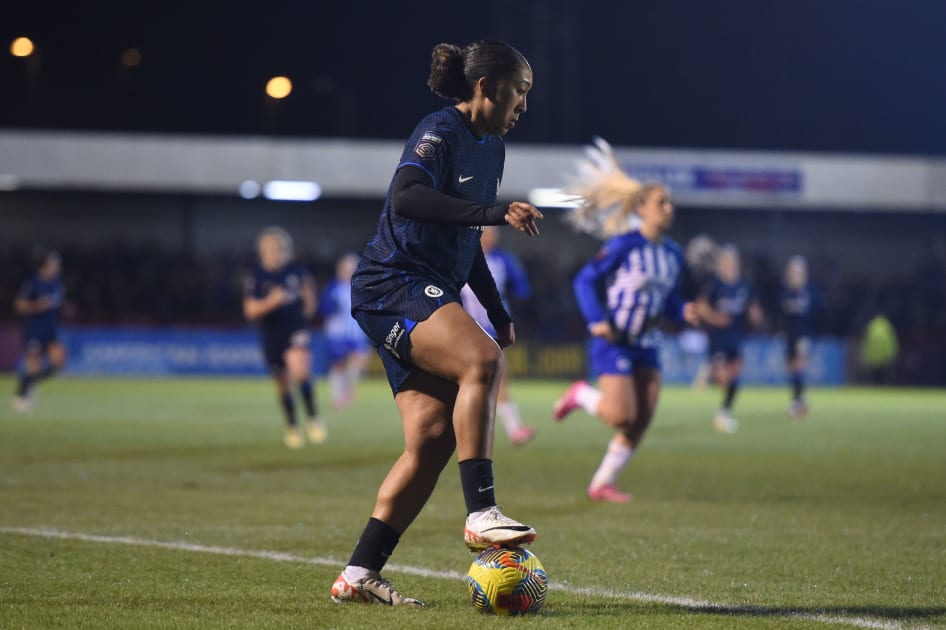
460, 226, 537, 446
12, 249, 66, 412
320, 253, 370, 409
781, 255, 813, 419
553, 138, 699, 503
695, 245, 764, 433
243, 227, 325, 449
330, 40, 542, 607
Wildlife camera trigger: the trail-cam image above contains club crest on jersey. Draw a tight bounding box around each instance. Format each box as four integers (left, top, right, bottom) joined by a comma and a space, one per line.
424, 285, 444, 298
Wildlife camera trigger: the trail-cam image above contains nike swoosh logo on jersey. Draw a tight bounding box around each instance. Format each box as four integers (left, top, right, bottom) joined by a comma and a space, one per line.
478, 485, 494, 493
459, 175, 474, 183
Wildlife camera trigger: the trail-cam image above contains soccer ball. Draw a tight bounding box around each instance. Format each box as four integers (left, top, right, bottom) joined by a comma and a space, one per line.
467, 546, 547, 615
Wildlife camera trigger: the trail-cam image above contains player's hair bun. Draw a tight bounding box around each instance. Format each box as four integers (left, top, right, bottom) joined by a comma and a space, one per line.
428, 43, 471, 101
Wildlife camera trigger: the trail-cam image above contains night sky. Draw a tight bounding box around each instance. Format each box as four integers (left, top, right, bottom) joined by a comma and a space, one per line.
3, 0, 945, 155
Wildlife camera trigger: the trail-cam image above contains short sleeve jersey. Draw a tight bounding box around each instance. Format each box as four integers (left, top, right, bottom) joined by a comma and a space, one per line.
781, 284, 813, 338
702, 277, 753, 339
319, 279, 365, 342
573, 231, 686, 349
19, 276, 64, 334
352, 107, 505, 311
244, 262, 310, 332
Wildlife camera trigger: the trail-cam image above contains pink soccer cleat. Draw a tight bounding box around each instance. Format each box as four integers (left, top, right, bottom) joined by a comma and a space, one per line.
509, 426, 537, 447
587, 483, 632, 503
553, 380, 587, 421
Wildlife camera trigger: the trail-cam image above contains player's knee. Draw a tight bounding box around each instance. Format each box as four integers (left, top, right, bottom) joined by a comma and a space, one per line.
460, 344, 504, 386
599, 404, 634, 430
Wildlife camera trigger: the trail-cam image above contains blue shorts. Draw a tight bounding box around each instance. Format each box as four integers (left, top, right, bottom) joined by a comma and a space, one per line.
327, 337, 370, 364
709, 334, 742, 362
353, 276, 461, 394
24, 327, 60, 353
260, 327, 310, 369
590, 338, 660, 376
786, 334, 810, 361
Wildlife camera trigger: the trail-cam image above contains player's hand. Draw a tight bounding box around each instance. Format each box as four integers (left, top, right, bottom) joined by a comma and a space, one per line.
682, 302, 700, 326
36, 296, 54, 312
589, 321, 615, 342
505, 202, 544, 236
267, 287, 287, 305
496, 322, 516, 348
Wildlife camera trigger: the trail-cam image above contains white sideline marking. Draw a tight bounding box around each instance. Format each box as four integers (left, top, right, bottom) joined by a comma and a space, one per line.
0, 526, 921, 630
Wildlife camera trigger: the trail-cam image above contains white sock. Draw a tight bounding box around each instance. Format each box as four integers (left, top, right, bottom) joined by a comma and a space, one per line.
575, 383, 603, 416
590, 438, 633, 489
344, 361, 362, 387
497, 401, 523, 435
329, 370, 345, 401
344, 565, 372, 582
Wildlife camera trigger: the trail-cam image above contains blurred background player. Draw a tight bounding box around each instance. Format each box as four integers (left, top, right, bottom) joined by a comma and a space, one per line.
781, 255, 814, 419
696, 245, 764, 433
319, 253, 370, 409
331, 40, 542, 607
243, 227, 325, 449
460, 225, 536, 446
11, 249, 66, 412
553, 138, 698, 503
683, 234, 720, 390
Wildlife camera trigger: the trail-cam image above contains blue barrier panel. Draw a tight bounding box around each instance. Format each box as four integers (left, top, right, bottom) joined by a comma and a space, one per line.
657, 335, 846, 385
62, 328, 329, 376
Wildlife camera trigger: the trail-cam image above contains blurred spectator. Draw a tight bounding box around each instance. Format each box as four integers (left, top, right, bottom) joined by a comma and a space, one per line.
860, 312, 899, 384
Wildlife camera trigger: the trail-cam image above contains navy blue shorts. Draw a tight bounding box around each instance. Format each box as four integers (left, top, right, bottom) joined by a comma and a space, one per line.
589, 337, 660, 377
709, 335, 742, 362
24, 327, 60, 353
353, 276, 461, 394
786, 334, 810, 361
261, 327, 311, 369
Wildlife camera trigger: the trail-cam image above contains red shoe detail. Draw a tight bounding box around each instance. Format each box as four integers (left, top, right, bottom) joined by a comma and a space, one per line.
588, 483, 632, 503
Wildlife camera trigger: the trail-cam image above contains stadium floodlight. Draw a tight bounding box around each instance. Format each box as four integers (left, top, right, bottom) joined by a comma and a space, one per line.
0, 174, 20, 191
262, 180, 321, 202
265, 76, 293, 99
10, 37, 34, 58
527, 187, 581, 208
238, 179, 261, 199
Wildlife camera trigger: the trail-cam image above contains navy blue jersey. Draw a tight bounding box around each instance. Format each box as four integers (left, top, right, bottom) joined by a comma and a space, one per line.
781, 284, 813, 338
701, 277, 754, 339
352, 107, 505, 311
18, 275, 64, 334
573, 231, 686, 349
244, 262, 311, 332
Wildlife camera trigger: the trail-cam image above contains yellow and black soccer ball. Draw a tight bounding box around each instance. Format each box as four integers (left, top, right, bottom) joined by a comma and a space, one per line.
467, 546, 547, 615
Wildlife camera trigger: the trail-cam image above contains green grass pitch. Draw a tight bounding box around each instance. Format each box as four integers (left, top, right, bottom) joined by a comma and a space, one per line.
1, 376, 944, 629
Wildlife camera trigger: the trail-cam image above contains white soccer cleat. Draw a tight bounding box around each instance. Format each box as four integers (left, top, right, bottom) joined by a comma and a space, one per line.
306, 417, 328, 444
331, 570, 425, 607
464, 505, 536, 551
788, 399, 809, 421
10, 395, 33, 414
283, 426, 305, 449
712, 409, 739, 434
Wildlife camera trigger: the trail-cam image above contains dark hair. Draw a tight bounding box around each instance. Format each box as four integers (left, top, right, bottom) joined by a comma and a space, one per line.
32, 247, 60, 271
428, 40, 529, 102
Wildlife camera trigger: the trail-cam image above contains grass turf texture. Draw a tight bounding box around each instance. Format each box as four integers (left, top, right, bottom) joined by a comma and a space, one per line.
0, 376, 944, 629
